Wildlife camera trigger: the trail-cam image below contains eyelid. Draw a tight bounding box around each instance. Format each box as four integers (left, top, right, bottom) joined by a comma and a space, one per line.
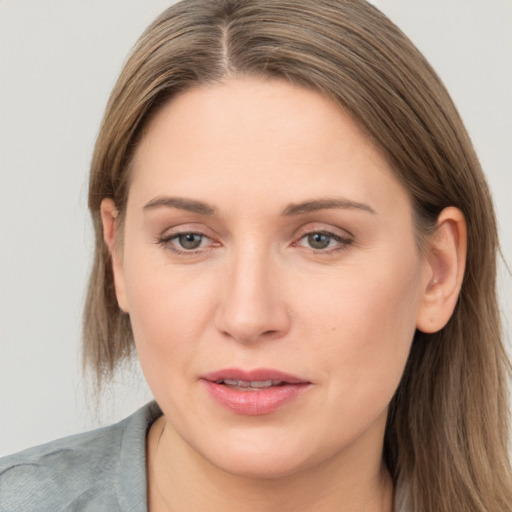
156, 224, 221, 255
155, 222, 354, 255
296, 232, 352, 251
158, 221, 219, 241
292, 224, 354, 253
293, 222, 354, 241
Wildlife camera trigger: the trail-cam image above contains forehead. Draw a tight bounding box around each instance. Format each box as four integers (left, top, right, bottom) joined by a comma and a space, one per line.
135, 76, 378, 165
129, 76, 409, 217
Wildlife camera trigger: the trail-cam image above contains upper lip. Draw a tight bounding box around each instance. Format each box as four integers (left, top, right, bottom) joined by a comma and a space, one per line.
201, 368, 310, 385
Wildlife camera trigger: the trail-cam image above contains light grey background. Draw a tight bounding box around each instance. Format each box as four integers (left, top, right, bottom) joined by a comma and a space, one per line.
1, 0, 511, 456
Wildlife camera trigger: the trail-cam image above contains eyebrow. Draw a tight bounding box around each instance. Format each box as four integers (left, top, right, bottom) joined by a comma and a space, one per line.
143, 196, 217, 215
142, 195, 376, 217
282, 198, 376, 216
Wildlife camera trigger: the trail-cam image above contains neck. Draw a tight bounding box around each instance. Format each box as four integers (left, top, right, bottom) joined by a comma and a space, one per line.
146, 416, 394, 512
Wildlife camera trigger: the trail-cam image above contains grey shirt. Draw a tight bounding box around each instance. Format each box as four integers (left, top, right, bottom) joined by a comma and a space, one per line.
0, 402, 162, 512
0, 402, 408, 511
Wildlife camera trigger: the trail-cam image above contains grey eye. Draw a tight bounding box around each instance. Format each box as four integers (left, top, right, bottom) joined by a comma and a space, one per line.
307, 233, 332, 249
177, 233, 203, 249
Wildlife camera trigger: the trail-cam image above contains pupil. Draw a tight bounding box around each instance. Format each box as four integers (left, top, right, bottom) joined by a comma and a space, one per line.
308, 233, 330, 249
179, 233, 202, 249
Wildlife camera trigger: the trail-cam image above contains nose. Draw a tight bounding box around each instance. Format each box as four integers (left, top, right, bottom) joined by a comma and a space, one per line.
214, 247, 291, 344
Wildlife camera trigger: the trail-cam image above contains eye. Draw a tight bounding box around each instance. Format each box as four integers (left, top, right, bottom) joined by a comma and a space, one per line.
175, 233, 205, 250
296, 231, 352, 252
306, 233, 334, 250
157, 231, 216, 254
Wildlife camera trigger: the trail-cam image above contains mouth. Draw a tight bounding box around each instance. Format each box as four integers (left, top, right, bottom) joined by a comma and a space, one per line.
213, 379, 289, 390
201, 368, 311, 415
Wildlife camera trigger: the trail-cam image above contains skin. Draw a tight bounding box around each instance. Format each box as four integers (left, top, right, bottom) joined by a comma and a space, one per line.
101, 76, 466, 512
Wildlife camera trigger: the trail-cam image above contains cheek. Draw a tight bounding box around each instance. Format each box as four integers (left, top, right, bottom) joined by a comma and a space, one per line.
300, 256, 422, 410
121, 251, 219, 378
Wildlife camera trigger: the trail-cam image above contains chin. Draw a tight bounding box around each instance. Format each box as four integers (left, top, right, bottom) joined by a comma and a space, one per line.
188, 426, 328, 480
209, 449, 312, 480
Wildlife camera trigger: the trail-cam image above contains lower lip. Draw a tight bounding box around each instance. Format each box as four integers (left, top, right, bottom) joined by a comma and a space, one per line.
202, 381, 310, 416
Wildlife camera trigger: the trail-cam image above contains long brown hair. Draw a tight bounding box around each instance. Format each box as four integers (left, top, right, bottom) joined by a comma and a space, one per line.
84, 1, 512, 509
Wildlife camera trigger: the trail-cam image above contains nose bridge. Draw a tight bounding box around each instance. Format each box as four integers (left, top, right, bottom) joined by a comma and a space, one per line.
215, 240, 289, 343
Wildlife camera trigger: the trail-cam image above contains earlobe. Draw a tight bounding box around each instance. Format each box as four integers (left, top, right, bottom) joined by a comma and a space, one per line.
100, 198, 128, 313
416, 207, 467, 333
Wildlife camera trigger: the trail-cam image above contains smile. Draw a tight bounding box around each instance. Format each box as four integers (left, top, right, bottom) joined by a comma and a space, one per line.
201, 369, 311, 415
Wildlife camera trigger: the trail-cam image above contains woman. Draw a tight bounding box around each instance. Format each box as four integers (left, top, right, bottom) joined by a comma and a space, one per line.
1, 1, 511, 511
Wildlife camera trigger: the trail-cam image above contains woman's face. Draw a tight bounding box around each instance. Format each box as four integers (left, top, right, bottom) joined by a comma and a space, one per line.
108, 76, 432, 478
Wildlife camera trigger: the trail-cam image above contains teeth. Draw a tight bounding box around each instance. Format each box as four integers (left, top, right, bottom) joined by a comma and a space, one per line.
250, 380, 273, 388
218, 379, 283, 389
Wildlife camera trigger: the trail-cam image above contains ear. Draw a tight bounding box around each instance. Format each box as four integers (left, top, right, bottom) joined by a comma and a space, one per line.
100, 198, 128, 312
416, 207, 467, 333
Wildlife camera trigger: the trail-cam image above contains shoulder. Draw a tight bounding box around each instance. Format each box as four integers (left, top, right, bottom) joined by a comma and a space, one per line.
0, 422, 124, 511
0, 402, 161, 512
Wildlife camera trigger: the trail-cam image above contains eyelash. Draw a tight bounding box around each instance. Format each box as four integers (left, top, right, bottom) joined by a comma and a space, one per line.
156, 229, 353, 255
156, 231, 216, 255
294, 230, 353, 253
